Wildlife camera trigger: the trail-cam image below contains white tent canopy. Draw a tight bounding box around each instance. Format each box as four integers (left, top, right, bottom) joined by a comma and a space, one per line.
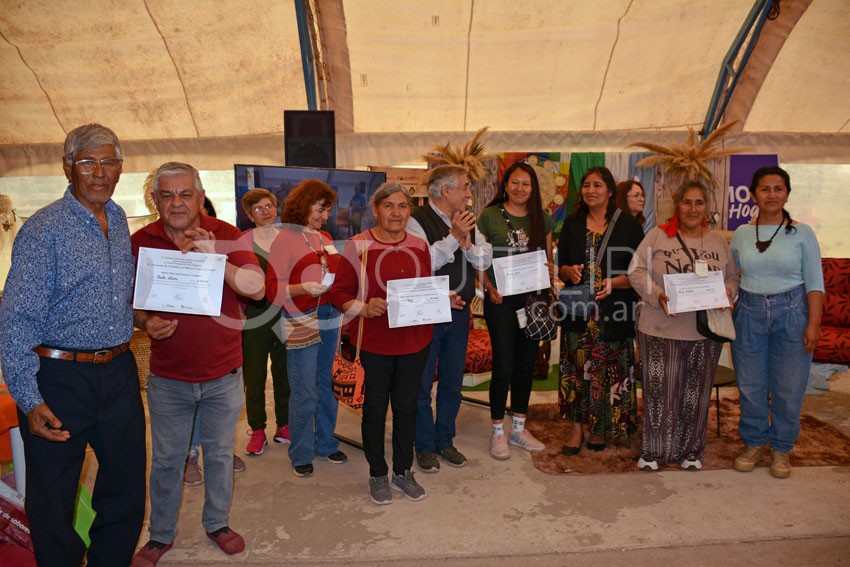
1, 0, 849, 176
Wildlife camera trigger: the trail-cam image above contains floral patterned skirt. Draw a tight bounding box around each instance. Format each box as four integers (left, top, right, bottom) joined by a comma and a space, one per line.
558, 322, 637, 438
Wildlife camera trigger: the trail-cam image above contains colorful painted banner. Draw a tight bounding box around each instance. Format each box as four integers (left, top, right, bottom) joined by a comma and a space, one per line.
727, 154, 778, 230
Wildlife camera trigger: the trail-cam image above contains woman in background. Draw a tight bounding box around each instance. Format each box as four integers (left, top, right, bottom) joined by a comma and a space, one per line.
558, 167, 644, 455
730, 166, 823, 479
329, 183, 433, 505
267, 180, 347, 478
615, 179, 646, 227
628, 181, 738, 471
241, 189, 290, 456
477, 161, 554, 460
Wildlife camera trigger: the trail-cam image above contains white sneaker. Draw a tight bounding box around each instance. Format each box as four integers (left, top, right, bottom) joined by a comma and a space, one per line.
509, 429, 545, 452
680, 458, 702, 471
490, 433, 510, 460
637, 457, 658, 471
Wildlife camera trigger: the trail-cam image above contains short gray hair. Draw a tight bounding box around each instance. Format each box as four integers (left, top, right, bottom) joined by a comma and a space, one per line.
425, 165, 468, 200
370, 182, 413, 208
152, 162, 204, 194
63, 123, 122, 165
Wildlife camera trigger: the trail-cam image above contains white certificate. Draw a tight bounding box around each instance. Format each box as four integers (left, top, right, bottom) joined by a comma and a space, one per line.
492, 250, 550, 296
133, 247, 227, 316
663, 270, 730, 314
386, 276, 452, 328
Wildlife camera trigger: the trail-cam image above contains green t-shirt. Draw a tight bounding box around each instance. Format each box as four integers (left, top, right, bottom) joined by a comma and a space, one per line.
477, 205, 555, 281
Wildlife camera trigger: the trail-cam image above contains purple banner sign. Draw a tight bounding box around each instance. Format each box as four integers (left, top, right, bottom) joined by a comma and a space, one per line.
727, 154, 778, 231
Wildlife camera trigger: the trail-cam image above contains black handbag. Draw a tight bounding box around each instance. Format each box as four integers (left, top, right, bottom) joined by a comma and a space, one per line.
675, 232, 735, 343
523, 291, 558, 341
559, 209, 621, 320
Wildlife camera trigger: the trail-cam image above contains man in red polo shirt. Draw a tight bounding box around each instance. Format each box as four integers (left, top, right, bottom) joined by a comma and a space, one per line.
130, 162, 264, 566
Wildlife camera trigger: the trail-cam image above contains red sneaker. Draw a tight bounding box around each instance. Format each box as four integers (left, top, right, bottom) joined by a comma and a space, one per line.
245, 429, 267, 456
131, 540, 173, 567
206, 526, 245, 555
273, 424, 291, 444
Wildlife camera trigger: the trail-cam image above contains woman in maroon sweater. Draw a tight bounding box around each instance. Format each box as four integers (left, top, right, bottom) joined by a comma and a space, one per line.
329, 183, 433, 505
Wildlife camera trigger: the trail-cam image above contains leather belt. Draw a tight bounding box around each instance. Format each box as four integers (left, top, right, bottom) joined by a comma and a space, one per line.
34, 342, 130, 364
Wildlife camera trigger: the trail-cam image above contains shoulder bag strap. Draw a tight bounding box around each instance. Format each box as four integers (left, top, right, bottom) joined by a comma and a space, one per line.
335, 235, 368, 361
592, 208, 621, 288
353, 236, 368, 360
674, 231, 696, 269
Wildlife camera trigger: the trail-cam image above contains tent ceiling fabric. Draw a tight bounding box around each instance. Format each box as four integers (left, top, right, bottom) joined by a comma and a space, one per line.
0, 0, 305, 143
746, 0, 850, 132
0, 0, 848, 175
346, 0, 753, 132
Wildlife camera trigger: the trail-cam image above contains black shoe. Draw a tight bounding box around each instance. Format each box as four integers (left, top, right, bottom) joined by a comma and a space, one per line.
438, 446, 468, 468
561, 444, 581, 456
587, 441, 607, 452
416, 451, 440, 473
293, 463, 314, 477
321, 450, 348, 464
562, 430, 584, 456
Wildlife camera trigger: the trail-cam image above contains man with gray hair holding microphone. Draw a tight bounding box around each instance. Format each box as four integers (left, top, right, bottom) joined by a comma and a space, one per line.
407, 165, 492, 472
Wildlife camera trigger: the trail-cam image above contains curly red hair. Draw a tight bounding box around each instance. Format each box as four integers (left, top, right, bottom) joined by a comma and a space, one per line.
281, 179, 338, 226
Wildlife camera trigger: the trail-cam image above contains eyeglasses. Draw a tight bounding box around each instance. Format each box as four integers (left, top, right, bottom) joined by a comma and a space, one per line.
73, 158, 123, 173
627, 193, 645, 200
252, 204, 275, 213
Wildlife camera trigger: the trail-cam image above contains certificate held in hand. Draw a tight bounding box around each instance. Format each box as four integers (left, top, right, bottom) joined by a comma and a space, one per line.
386, 276, 452, 328
492, 249, 550, 297
663, 270, 730, 315
133, 247, 227, 316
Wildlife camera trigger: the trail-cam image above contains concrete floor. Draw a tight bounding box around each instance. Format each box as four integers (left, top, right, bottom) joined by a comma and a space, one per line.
85, 371, 850, 566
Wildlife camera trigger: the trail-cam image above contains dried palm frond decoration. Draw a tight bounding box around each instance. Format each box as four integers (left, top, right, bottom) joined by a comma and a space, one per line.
423, 126, 491, 181
143, 169, 158, 216
629, 121, 749, 186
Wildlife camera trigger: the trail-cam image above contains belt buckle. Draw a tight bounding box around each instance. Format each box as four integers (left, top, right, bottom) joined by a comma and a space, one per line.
92, 349, 112, 363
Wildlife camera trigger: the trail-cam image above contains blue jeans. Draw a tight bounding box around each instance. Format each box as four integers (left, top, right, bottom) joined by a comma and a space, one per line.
415, 305, 469, 453
285, 303, 341, 467
188, 411, 201, 460
731, 286, 812, 453
147, 369, 244, 543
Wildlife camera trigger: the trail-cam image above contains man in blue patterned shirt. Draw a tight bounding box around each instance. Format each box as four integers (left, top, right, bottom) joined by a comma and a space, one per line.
0, 124, 145, 566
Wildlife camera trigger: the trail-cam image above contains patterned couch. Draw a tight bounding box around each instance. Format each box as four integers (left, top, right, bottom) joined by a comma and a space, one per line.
465, 325, 493, 375
814, 257, 850, 365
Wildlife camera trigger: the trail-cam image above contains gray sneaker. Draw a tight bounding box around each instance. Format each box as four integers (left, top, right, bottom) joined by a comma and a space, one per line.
369, 476, 392, 505
416, 451, 440, 473
391, 470, 427, 501
439, 446, 468, 467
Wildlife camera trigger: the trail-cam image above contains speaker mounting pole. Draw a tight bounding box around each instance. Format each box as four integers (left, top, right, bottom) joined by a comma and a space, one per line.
294, 0, 318, 111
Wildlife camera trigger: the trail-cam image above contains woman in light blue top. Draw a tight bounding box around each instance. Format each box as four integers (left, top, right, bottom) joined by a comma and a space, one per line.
730, 166, 824, 479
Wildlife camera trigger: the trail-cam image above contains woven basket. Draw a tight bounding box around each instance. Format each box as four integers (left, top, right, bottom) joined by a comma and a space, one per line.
129, 329, 151, 389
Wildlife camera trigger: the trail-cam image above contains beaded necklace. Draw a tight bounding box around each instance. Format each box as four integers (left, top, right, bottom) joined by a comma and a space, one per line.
755, 215, 785, 253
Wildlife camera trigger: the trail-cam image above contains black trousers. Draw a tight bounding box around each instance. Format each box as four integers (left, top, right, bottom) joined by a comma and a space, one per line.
483, 293, 540, 420
360, 347, 429, 477
19, 350, 146, 567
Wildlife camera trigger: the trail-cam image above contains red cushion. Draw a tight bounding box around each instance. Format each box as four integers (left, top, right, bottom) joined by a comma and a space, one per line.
813, 326, 850, 365
465, 329, 493, 374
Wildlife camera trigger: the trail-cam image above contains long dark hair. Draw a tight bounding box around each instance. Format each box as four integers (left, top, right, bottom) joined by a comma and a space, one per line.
749, 166, 795, 234
570, 166, 618, 221
486, 161, 547, 253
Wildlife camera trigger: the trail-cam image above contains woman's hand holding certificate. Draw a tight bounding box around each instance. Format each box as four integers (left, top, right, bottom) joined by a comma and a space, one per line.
386, 276, 452, 328
492, 250, 550, 296
662, 271, 730, 315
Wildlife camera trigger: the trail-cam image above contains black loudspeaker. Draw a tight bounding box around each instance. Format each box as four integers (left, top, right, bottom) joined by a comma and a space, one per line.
284, 110, 336, 168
